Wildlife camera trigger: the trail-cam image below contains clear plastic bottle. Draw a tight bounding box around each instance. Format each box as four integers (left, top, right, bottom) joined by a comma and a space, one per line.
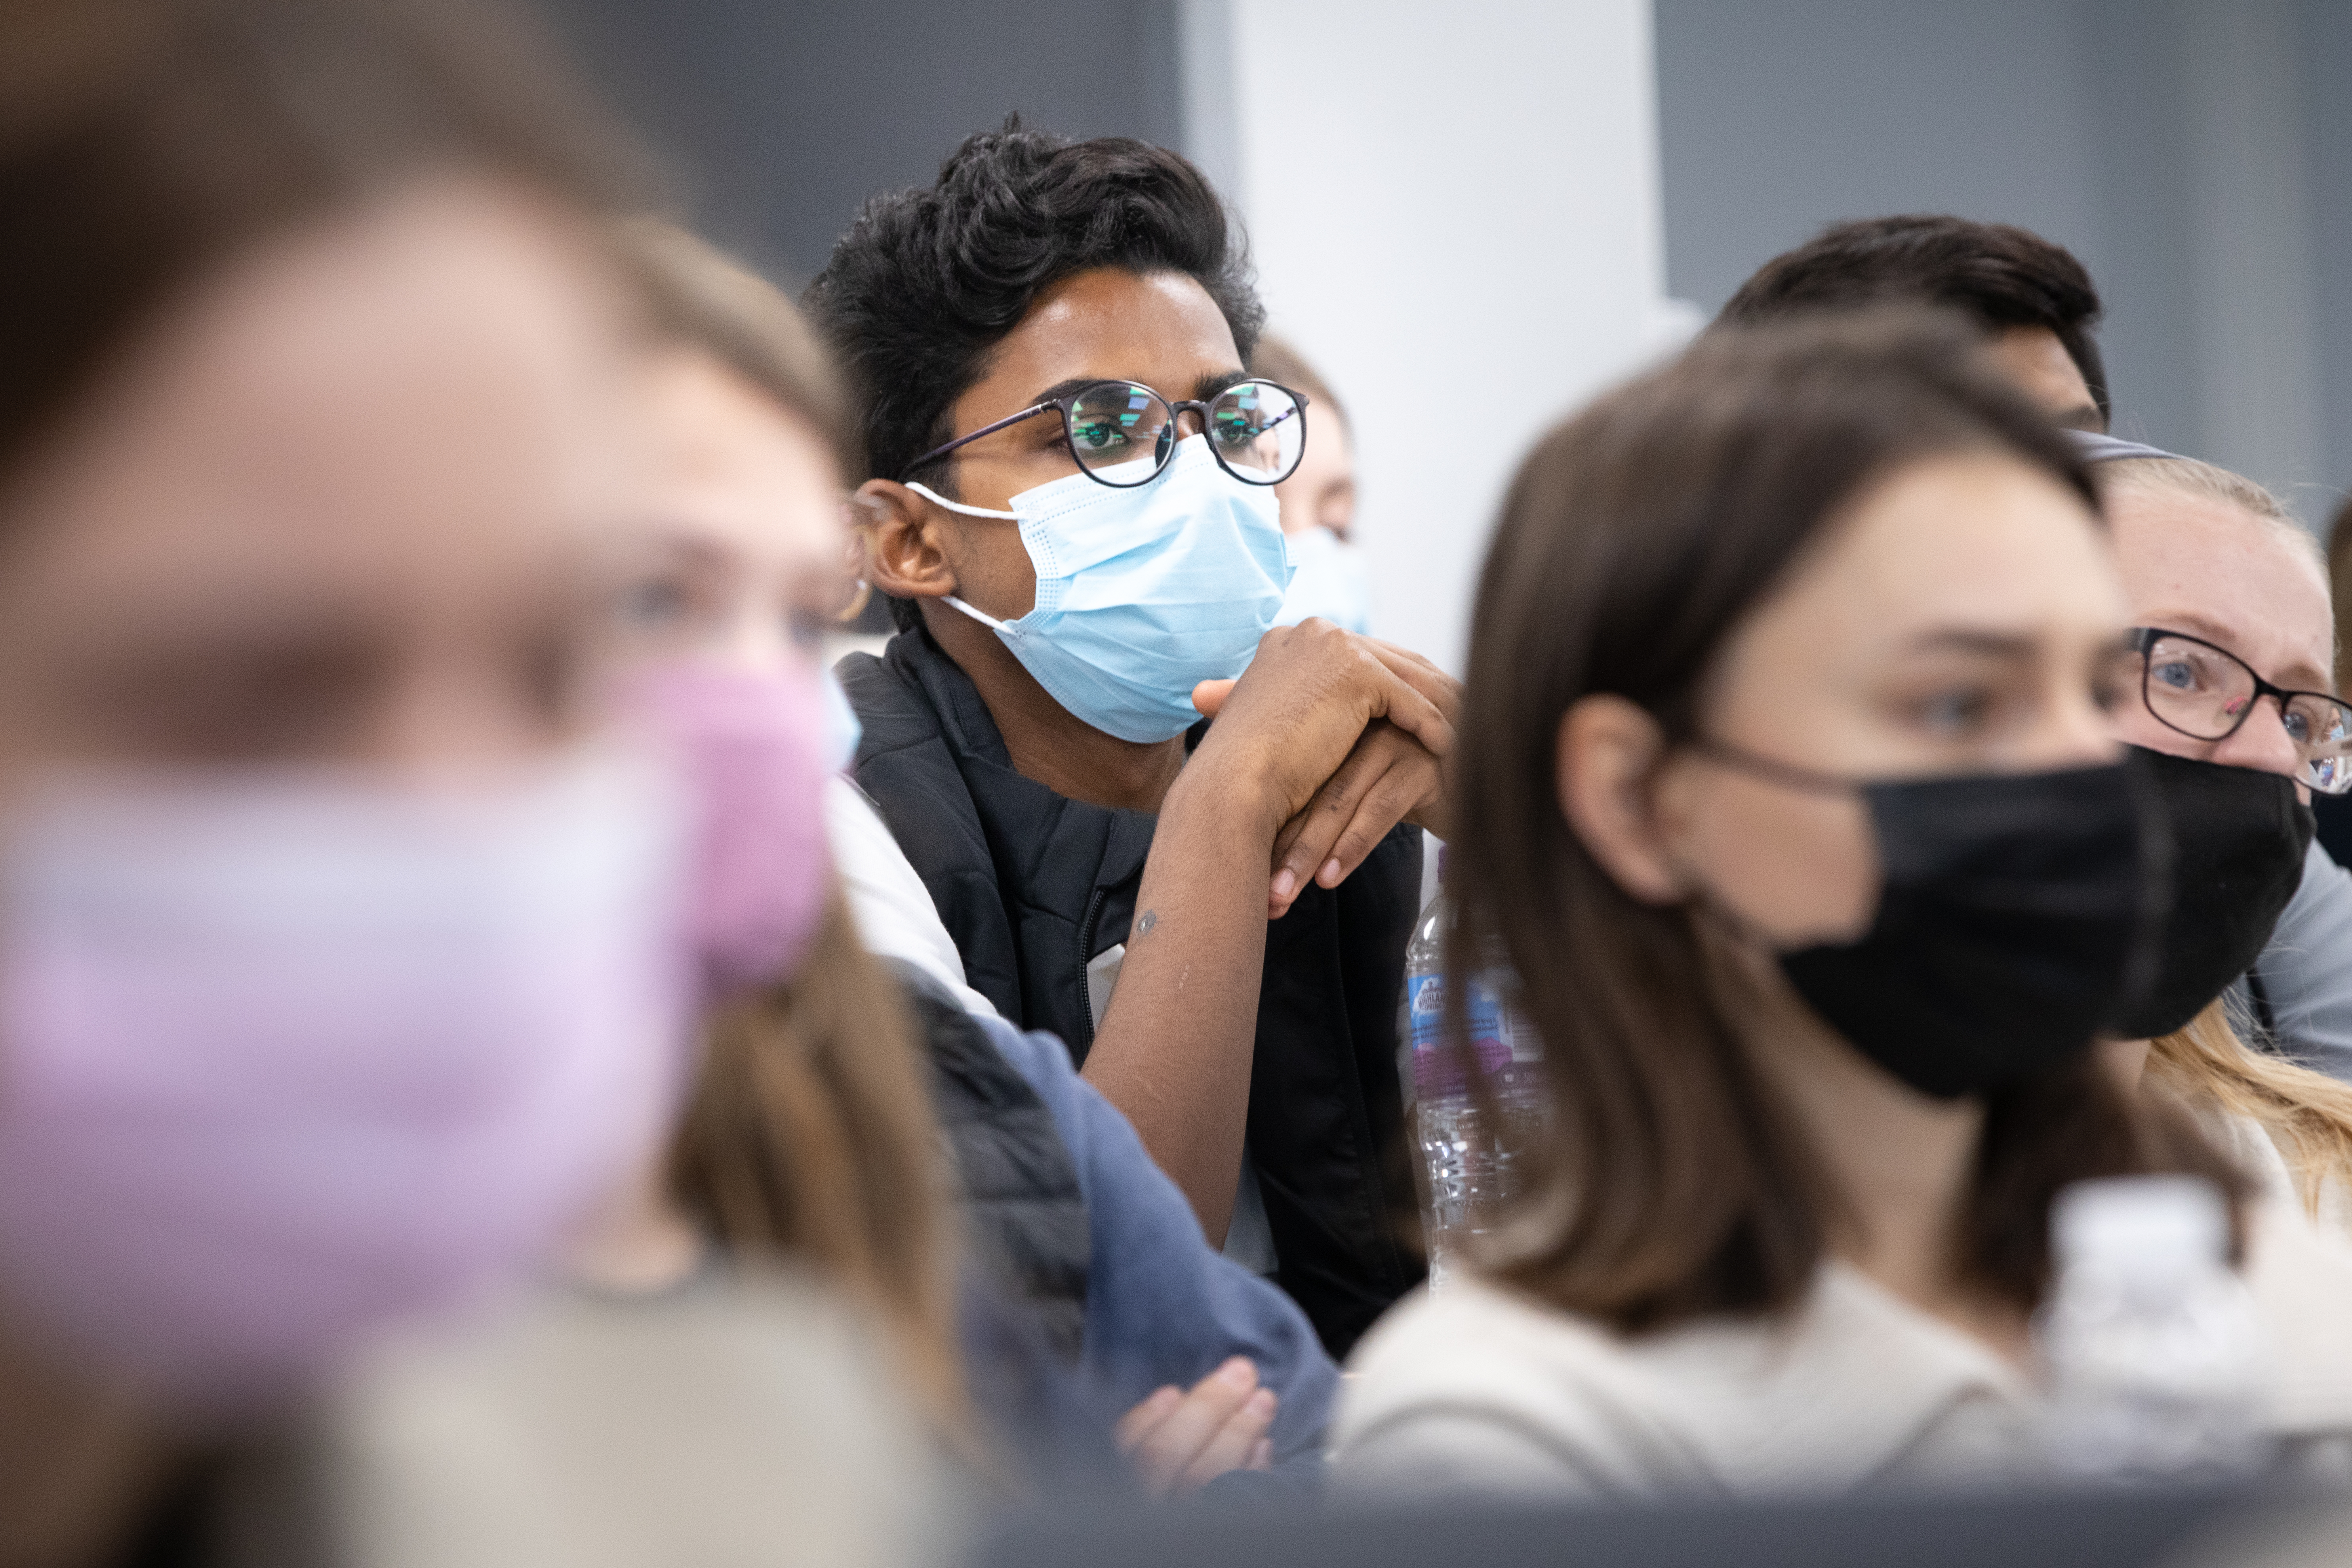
1398, 857, 1543, 1288
2036, 1175, 2271, 1483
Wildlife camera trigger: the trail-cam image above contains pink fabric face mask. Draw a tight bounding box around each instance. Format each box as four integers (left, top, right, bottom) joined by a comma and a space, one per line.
0, 754, 690, 1406
623, 662, 833, 998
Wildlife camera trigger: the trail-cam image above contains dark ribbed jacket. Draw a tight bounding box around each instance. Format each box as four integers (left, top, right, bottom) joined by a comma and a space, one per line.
842, 629, 1424, 1356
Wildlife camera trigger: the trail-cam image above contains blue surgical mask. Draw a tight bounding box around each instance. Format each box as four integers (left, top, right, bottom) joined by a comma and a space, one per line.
909, 435, 1293, 743
1274, 524, 1372, 634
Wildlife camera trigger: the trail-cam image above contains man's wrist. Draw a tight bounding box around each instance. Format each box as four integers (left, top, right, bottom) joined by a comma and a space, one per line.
1165, 752, 1287, 846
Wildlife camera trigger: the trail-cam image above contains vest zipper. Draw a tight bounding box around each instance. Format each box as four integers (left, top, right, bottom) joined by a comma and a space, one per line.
1075, 885, 1110, 1058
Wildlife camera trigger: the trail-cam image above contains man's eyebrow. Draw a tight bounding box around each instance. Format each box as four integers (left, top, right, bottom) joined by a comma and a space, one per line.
1193, 368, 1251, 403
1019, 371, 1255, 409
1023, 377, 1100, 410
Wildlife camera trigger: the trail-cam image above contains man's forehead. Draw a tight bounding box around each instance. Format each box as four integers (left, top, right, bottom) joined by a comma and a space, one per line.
978, 269, 1241, 398
1984, 324, 2100, 430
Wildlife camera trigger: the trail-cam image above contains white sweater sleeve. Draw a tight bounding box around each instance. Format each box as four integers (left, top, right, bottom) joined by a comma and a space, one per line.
822, 775, 1002, 1020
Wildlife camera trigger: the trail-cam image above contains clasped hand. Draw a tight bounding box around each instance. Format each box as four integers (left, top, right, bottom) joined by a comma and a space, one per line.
1190, 619, 1460, 919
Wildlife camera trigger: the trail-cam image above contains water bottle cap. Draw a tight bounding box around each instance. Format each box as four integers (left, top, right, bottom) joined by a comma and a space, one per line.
2051, 1175, 2227, 1274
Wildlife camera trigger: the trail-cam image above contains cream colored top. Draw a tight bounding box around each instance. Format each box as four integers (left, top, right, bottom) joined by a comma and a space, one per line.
1334, 1263, 2038, 1501
323, 1267, 960, 1568
1335, 1130, 2352, 1502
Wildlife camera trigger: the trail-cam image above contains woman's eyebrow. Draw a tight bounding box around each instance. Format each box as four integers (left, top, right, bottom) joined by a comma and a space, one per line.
2139, 608, 2243, 649
1899, 628, 2038, 658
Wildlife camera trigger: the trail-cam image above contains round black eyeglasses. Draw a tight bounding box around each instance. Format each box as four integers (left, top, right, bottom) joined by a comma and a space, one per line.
2132, 626, 2352, 794
903, 378, 1309, 489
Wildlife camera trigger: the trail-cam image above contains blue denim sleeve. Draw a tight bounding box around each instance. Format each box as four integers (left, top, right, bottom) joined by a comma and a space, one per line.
972, 1011, 1339, 1461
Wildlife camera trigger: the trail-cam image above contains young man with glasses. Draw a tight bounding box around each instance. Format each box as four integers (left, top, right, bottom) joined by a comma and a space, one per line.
806, 124, 1453, 1355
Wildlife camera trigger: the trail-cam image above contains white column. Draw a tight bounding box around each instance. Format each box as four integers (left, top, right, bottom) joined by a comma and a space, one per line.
1197, 0, 1690, 671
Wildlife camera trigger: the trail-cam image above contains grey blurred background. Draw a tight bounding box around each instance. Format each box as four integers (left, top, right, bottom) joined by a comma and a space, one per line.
541, 1, 1192, 285
538, 0, 2352, 659
1657, 0, 2352, 525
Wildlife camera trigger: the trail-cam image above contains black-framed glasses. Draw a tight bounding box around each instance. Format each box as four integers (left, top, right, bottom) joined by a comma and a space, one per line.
2131, 627, 2352, 794
903, 378, 1309, 489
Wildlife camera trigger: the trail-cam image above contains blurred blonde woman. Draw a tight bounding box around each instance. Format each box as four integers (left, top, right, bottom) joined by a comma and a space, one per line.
606, 218, 971, 1445
608, 221, 1342, 1501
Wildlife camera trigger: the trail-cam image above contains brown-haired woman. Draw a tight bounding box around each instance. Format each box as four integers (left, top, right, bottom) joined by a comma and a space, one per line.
1329, 314, 2352, 1499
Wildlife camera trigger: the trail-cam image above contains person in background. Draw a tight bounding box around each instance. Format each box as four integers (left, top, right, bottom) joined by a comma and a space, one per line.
1718, 216, 2352, 1089
1718, 213, 2109, 432
2087, 450, 2352, 1219
0, 2, 939, 1564
1250, 334, 1371, 634
601, 221, 1338, 1497
806, 122, 1460, 1358
1330, 314, 2352, 1500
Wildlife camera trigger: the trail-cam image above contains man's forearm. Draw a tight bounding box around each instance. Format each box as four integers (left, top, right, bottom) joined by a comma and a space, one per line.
1080, 766, 1280, 1242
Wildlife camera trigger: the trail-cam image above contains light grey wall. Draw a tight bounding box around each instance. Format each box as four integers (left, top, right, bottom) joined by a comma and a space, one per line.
537, 1, 1185, 288
1657, 0, 2352, 527
1224, 0, 1676, 672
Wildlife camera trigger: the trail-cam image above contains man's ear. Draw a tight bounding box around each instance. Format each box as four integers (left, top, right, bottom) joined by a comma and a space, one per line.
856, 480, 958, 604
1556, 695, 1686, 905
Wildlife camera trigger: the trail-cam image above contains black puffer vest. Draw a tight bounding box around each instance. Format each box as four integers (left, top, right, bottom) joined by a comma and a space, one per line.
889, 960, 1092, 1365
841, 629, 1425, 1356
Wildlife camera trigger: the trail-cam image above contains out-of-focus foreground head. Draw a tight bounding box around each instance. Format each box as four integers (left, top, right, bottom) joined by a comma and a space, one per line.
0, 0, 676, 1468
1718, 215, 2109, 433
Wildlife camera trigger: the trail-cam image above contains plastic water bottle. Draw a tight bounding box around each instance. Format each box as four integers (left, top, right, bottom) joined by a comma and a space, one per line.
2036, 1176, 2271, 1483
1398, 860, 1543, 1288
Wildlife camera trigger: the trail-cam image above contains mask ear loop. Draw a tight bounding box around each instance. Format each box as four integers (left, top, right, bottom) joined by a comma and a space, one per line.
1660, 738, 1862, 954
904, 481, 1017, 520
894, 483, 1021, 631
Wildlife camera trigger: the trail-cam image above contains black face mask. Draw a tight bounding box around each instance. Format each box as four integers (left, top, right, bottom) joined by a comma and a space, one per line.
1701, 750, 2160, 1100
2104, 746, 2313, 1040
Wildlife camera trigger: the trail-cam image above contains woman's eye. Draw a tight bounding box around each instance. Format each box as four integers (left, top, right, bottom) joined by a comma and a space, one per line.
618, 577, 689, 627
1072, 421, 1128, 451
2151, 659, 2199, 692
1914, 688, 1992, 734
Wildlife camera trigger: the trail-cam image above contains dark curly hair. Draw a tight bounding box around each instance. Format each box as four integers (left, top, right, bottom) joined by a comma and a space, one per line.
1717, 215, 2109, 427
803, 118, 1264, 494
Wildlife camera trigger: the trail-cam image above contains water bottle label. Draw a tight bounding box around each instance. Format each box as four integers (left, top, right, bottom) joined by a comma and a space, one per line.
1406, 972, 1512, 1096
1497, 993, 1543, 1064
